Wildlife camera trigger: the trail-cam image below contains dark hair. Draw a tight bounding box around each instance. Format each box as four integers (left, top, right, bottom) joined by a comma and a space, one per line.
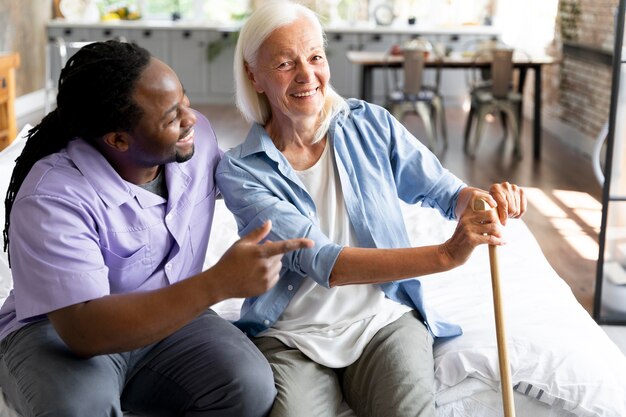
3, 40, 151, 257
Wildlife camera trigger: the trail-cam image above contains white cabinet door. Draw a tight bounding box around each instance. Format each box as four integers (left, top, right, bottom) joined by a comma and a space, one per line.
207, 31, 237, 103
89, 27, 128, 42
46, 26, 92, 111
125, 28, 169, 63
169, 29, 211, 102
326, 32, 359, 99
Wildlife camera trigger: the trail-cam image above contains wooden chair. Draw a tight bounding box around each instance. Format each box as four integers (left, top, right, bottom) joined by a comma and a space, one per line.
464, 47, 523, 159
384, 40, 447, 153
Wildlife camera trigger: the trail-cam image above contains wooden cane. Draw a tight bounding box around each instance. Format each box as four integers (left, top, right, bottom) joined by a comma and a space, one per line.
473, 198, 516, 417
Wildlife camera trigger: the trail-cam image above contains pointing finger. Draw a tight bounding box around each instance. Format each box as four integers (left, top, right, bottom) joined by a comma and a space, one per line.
240, 221, 272, 245
260, 238, 314, 257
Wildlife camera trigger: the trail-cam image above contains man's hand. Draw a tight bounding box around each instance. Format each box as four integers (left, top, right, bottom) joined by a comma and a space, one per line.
211, 221, 314, 298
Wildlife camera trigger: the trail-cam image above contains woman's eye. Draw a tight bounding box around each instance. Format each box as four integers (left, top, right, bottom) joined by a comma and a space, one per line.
277, 61, 292, 69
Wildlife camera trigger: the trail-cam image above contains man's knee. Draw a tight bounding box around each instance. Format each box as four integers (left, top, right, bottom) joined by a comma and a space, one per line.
211, 348, 276, 417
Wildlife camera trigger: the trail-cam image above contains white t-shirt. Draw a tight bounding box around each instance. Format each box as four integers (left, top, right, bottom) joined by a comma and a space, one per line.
260, 140, 411, 368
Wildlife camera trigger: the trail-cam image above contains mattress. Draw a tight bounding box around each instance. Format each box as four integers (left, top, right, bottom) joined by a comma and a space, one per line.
0, 125, 625, 416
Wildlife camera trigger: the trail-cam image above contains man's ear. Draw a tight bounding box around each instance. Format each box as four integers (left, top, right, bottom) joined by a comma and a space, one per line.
245, 62, 263, 93
102, 132, 130, 152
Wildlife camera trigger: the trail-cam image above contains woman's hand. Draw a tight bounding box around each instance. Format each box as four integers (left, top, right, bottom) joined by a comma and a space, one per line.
442, 188, 503, 267
445, 183, 526, 267
488, 181, 527, 225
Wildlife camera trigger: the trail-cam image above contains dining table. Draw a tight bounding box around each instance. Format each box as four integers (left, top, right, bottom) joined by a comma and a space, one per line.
346, 50, 557, 160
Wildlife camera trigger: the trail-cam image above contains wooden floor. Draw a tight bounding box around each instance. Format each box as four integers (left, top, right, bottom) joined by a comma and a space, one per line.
194, 103, 603, 315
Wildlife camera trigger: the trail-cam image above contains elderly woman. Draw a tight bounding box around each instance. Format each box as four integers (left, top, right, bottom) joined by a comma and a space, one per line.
216, 1, 526, 416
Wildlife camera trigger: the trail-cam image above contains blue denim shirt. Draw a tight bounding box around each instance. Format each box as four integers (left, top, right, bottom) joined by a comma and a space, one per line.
216, 99, 466, 338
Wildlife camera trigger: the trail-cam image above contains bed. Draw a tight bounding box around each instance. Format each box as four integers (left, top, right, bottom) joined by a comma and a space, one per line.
0, 125, 625, 417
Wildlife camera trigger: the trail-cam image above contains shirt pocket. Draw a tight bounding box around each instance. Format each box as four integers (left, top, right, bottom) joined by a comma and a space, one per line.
102, 246, 147, 274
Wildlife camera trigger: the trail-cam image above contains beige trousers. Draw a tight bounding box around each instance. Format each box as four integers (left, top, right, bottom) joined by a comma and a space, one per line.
254, 310, 436, 417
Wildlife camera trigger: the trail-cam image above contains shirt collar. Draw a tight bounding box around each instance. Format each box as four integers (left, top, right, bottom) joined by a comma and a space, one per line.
240, 123, 296, 180
240, 123, 276, 158
67, 138, 177, 209
67, 138, 136, 208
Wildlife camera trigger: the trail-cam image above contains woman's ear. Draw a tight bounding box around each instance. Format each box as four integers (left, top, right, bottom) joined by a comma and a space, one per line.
245, 62, 264, 94
102, 131, 130, 152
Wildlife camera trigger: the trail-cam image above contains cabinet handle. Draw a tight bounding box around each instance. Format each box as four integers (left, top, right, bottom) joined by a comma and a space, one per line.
1, 78, 6, 89
63, 28, 73, 36
104, 29, 112, 37
333, 34, 343, 42
183, 31, 192, 39
372, 34, 381, 42
222, 32, 229, 39
143, 30, 152, 38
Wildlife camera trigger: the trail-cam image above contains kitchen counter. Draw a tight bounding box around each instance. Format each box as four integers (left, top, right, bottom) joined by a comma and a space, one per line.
47, 18, 500, 36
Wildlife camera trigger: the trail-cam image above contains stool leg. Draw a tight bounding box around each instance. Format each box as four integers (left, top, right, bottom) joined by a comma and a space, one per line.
464, 104, 474, 154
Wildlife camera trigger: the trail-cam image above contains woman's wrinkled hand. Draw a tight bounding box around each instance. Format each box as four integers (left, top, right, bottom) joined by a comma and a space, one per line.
442, 188, 504, 267
488, 181, 527, 225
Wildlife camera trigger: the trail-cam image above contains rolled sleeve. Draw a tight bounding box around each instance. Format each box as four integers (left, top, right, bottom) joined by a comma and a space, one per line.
216, 155, 342, 287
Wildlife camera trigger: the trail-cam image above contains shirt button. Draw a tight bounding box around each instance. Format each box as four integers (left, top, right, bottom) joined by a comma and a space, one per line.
308, 210, 314, 217
287, 285, 294, 291
263, 319, 270, 326
165, 213, 173, 221
165, 263, 172, 271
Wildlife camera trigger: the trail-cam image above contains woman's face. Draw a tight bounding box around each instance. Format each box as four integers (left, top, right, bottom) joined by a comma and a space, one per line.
247, 16, 330, 126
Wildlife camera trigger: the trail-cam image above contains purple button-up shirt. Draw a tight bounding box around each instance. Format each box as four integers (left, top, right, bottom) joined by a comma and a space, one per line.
0, 111, 221, 341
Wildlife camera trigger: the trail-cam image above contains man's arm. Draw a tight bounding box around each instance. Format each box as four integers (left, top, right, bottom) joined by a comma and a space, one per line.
48, 221, 312, 358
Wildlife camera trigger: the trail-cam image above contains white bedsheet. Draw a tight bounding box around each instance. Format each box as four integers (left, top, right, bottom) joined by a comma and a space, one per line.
1, 126, 625, 416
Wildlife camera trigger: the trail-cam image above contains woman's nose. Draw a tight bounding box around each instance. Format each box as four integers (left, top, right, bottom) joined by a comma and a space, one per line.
295, 62, 314, 83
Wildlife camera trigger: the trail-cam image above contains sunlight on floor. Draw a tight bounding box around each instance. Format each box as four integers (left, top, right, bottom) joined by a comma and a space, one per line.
525, 187, 601, 261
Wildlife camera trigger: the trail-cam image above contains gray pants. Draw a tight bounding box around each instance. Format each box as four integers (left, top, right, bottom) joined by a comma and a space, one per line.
0, 309, 276, 417
254, 310, 435, 417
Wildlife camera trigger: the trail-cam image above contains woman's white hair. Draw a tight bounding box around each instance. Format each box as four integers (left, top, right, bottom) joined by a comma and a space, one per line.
234, 0, 349, 143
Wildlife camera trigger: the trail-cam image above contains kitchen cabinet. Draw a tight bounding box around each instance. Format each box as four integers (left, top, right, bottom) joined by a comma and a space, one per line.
325, 32, 360, 99
168, 29, 211, 103
207, 31, 237, 103
46, 20, 499, 107
125, 28, 169, 62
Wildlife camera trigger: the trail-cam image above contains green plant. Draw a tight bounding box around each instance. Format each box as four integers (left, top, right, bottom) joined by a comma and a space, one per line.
207, 32, 239, 63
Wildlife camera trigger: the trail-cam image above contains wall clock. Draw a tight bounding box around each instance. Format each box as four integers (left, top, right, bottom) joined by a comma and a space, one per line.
374, 5, 394, 26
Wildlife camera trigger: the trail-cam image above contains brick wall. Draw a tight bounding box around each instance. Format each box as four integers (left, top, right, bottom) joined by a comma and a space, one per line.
545, 0, 618, 151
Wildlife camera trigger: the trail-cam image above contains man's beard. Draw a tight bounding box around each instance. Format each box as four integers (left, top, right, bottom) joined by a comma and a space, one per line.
175, 145, 195, 163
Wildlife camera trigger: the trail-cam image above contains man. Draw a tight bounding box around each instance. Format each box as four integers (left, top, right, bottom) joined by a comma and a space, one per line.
0, 40, 311, 417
